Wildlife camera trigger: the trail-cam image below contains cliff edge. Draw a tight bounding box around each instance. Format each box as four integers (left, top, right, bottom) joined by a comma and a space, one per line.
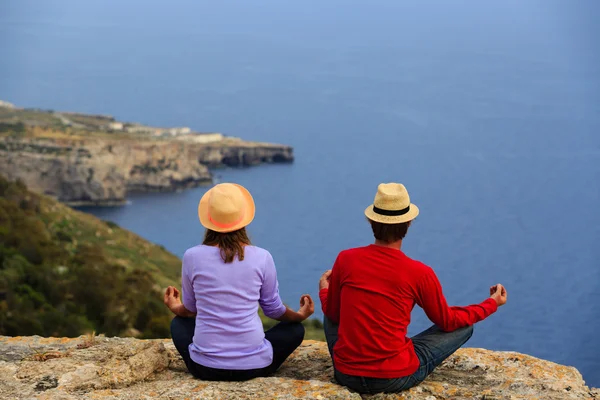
0, 336, 597, 400
0, 104, 293, 205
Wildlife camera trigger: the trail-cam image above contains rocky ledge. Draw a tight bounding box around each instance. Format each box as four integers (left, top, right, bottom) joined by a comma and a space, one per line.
0, 336, 597, 400
0, 137, 293, 206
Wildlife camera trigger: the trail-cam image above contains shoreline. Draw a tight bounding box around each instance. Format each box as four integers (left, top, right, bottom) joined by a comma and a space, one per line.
0, 101, 294, 206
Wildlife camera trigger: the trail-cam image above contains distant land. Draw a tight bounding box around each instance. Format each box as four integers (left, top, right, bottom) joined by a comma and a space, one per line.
0, 100, 293, 206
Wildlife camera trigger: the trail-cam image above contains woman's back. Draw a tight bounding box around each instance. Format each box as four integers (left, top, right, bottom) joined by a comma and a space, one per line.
166, 182, 312, 380
181, 244, 286, 370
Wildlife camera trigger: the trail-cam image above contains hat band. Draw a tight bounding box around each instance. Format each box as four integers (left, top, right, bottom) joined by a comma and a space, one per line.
208, 211, 245, 230
373, 205, 410, 216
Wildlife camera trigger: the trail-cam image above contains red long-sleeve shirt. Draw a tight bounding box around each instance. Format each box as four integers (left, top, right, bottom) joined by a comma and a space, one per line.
319, 245, 497, 378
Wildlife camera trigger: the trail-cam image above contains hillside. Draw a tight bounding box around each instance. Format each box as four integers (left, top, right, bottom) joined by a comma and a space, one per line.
0, 175, 180, 338
0, 176, 323, 340
0, 102, 293, 206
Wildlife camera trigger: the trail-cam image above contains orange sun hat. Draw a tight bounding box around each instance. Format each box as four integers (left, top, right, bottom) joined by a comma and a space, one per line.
198, 183, 255, 233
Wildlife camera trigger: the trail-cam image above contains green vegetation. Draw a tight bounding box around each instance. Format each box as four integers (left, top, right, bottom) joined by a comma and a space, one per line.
60, 112, 114, 128
0, 108, 64, 130
0, 176, 176, 338
0, 107, 150, 141
0, 122, 25, 135
0, 176, 324, 340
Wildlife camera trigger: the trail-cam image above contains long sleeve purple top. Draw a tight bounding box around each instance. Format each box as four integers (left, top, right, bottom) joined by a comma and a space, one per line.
181, 244, 287, 369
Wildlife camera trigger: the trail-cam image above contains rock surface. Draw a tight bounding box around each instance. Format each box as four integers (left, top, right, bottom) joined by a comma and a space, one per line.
0, 137, 293, 205
0, 336, 597, 400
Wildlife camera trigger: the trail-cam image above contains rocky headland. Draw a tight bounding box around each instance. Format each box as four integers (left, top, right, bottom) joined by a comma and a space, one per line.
0, 336, 597, 400
0, 102, 293, 206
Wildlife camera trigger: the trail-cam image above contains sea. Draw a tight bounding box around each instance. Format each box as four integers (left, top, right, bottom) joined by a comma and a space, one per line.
1, 0, 599, 386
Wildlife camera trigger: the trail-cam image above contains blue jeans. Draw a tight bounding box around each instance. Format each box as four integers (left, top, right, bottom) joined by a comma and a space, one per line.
324, 316, 473, 394
171, 316, 305, 381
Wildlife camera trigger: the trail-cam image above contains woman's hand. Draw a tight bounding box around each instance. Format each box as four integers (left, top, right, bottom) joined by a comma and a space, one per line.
163, 286, 196, 318
319, 270, 332, 291
163, 286, 182, 312
274, 295, 315, 323
298, 294, 314, 320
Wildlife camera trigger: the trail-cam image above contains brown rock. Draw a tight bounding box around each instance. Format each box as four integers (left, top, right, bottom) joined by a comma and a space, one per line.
0, 136, 293, 206
0, 336, 596, 399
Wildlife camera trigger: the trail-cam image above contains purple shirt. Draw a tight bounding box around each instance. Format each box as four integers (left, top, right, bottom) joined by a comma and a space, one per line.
181, 245, 287, 369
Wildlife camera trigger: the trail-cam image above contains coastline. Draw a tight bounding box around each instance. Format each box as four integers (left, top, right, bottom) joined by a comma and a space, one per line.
0, 101, 293, 206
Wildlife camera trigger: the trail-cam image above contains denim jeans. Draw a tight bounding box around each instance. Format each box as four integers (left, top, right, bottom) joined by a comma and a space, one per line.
324, 316, 473, 394
171, 316, 305, 381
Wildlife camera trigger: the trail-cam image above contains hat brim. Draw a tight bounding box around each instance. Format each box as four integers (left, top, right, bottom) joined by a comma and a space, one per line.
364, 203, 419, 224
198, 184, 256, 233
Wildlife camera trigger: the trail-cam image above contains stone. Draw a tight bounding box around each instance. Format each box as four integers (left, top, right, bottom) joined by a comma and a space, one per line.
0, 336, 596, 400
0, 137, 293, 206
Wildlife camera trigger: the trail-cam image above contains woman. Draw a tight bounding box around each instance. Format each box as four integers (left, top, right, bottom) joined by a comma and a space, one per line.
164, 183, 314, 381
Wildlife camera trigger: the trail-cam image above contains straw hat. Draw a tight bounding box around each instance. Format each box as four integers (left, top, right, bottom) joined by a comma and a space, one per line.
198, 183, 255, 233
364, 183, 419, 224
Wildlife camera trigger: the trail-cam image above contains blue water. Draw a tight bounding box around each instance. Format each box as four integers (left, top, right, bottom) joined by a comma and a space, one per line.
1, 0, 599, 386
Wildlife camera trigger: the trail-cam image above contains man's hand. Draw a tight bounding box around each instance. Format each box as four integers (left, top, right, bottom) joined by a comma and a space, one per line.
489, 284, 507, 307
164, 286, 182, 312
298, 294, 314, 320
319, 270, 332, 291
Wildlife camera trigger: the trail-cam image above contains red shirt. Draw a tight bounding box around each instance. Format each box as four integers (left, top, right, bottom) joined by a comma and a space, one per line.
319, 245, 498, 378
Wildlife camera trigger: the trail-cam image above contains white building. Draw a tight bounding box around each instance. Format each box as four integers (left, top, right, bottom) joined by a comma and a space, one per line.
176, 133, 224, 143
0, 100, 16, 109
107, 122, 124, 131
162, 127, 192, 136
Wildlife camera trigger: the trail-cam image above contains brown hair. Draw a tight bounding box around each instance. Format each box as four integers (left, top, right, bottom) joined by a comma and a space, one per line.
368, 219, 411, 243
203, 228, 251, 263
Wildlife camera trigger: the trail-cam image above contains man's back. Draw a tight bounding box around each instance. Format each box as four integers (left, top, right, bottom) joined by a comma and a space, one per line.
321, 245, 425, 377
320, 244, 497, 378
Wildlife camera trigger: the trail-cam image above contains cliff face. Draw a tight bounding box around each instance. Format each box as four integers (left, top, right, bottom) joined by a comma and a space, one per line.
0, 138, 211, 205
0, 104, 294, 205
0, 137, 293, 206
0, 336, 597, 400
195, 140, 295, 167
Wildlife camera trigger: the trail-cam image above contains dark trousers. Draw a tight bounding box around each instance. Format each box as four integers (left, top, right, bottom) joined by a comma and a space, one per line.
170, 316, 305, 381
324, 316, 474, 394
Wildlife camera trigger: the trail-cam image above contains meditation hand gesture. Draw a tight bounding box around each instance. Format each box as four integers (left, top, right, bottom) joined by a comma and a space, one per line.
164, 286, 182, 311
163, 286, 196, 317
298, 294, 315, 320
319, 270, 332, 290
489, 284, 507, 307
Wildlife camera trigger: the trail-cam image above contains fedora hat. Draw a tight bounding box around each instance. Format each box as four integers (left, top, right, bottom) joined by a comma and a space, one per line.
198, 183, 255, 233
364, 183, 419, 224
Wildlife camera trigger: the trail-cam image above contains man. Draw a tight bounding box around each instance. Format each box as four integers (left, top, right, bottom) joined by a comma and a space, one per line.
319, 183, 507, 394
